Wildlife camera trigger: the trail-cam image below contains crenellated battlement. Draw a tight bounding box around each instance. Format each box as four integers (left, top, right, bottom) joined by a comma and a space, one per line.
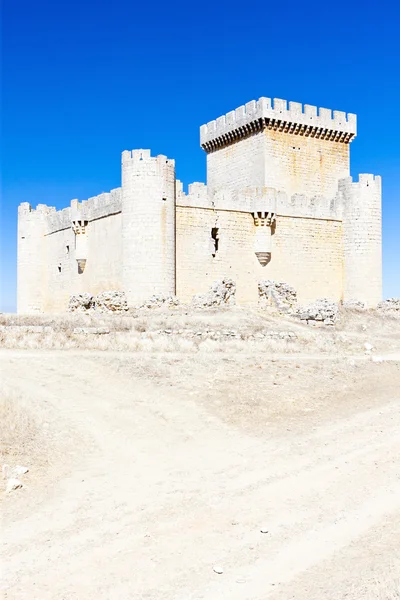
339, 173, 382, 191
18, 202, 57, 215
121, 149, 175, 173
74, 188, 122, 221
178, 184, 344, 221
176, 182, 210, 208
200, 97, 357, 152
276, 191, 344, 220
18, 188, 123, 236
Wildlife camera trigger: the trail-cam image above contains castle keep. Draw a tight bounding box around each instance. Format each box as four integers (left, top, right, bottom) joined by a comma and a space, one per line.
17, 96, 382, 313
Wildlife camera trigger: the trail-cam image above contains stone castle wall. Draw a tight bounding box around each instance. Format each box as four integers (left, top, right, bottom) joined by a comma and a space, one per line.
17, 191, 122, 313
41, 213, 122, 313
175, 197, 343, 304
17, 94, 382, 313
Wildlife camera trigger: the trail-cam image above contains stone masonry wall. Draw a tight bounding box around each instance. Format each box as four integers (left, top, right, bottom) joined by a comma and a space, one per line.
340, 174, 382, 307
206, 132, 266, 195
263, 129, 350, 198
272, 216, 343, 303
17, 204, 48, 313
202, 96, 355, 200
176, 206, 343, 304
41, 213, 122, 313
207, 130, 350, 200
121, 150, 176, 306
18, 191, 123, 313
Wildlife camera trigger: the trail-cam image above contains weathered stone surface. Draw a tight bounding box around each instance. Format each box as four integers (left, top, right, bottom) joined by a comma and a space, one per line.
296, 298, 339, 324
342, 299, 366, 311
95, 291, 128, 313
137, 294, 180, 310
68, 291, 128, 313
377, 298, 400, 314
68, 293, 95, 313
73, 327, 110, 335
258, 280, 297, 313
192, 279, 236, 308
145, 328, 297, 341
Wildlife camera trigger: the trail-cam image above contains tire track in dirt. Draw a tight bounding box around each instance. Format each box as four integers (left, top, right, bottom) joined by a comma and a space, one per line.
1, 350, 400, 600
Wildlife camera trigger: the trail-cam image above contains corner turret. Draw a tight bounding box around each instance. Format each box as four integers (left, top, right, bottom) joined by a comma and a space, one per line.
121, 150, 176, 305
339, 174, 382, 307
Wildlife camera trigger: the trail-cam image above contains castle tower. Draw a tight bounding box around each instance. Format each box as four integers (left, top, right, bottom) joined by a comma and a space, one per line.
121, 150, 176, 305
200, 97, 357, 199
339, 175, 382, 307
17, 203, 47, 313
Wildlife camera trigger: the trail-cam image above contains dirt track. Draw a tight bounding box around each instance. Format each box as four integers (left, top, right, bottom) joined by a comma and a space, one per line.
1, 349, 400, 599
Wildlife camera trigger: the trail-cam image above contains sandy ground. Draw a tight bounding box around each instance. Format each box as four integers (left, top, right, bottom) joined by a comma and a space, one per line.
1, 348, 400, 599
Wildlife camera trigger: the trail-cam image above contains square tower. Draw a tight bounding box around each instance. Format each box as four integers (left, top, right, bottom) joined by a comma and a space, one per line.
200, 97, 357, 199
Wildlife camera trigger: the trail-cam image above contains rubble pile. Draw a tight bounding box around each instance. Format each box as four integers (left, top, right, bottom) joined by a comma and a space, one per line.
258, 280, 297, 313
295, 298, 339, 325
192, 279, 236, 308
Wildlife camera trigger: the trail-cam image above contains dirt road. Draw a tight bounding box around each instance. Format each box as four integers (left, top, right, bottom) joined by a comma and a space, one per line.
1, 349, 400, 599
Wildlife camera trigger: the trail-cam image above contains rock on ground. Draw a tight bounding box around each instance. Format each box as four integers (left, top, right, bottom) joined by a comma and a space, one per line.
73, 327, 110, 335
296, 298, 339, 325
68, 291, 128, 313
6, 478, 23, 493
68, 293, 95, 313
377, 298, 400, 314
95, 291, 129, 313
258, 280, 297, 313
137, 294, 180, 310
342, 299, 366, 311
11, 466, 29, 477
192, 279, 236, 308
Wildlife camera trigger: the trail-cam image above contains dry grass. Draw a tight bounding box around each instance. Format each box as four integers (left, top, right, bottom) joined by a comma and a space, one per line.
1, 306, 399, 355
1, 309, 400, 597
0, 385, 84, 510
0, 387, 46, 467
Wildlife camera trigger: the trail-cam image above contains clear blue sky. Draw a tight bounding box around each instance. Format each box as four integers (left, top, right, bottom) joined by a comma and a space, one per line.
1, 0, 399, 312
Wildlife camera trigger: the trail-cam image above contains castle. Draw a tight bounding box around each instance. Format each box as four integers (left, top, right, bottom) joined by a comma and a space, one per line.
17, 96, 382, 313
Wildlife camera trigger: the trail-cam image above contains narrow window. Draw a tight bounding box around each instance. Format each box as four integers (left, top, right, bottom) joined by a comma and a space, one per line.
211, 228, 219, 257
66, 245, 70, 255
58, 264, 62, 273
